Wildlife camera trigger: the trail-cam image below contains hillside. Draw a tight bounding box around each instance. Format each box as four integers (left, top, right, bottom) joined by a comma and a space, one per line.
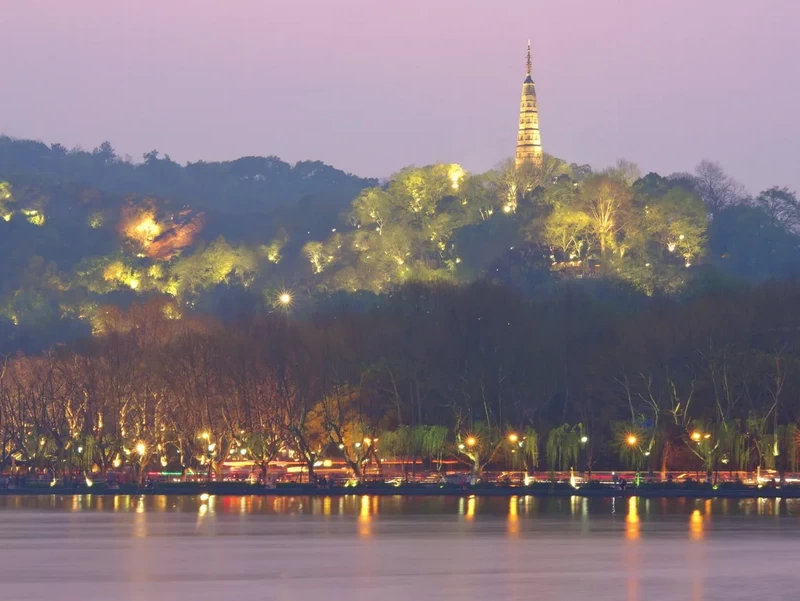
0, 135, 799, 353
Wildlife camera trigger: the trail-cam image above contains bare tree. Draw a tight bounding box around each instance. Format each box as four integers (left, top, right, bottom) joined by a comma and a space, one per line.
694, 160, 748, 214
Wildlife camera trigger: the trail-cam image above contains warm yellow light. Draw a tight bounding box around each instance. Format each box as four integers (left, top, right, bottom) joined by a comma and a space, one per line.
466, 436, 477, 447
626, 435, 637, 446
200, 432, 210, 440
279, 292, 292, 305
363, 437, 372, 446
508, 433, 519, 443
503, 204, 513, 213
691, 432, 701, 442
448, 165, 465, 191
135, 442, 146, 456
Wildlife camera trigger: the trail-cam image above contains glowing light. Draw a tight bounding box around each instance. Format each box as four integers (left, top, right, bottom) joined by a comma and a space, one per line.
135, 442, 146, 456
703, 433, 711, 440
77, 446, 83, 453
685, 262, 692, 268
691, 432, 702, 442
448, 165, 465, 191
240, 448, 248, 456
458, 443, 465, 450
354, 442, 362, 448
466, 495, 476, 520
466, 437, 477, 447
200, 493, 209, 501
503, 204, 513, 213
508, 433, 519, 443
22, 209, 45, 226
112, 457, 122, 469
322, 459, 333, 467
1, 213, 11, 222
668, 243, 676, 252
679, 234, 685, 240
580, 436, 589, 444
279, 292, 292, 306
85, 477, 93, 487
626, 497, 640, 540
200, 432, 210, 441
626, 435, 638, 446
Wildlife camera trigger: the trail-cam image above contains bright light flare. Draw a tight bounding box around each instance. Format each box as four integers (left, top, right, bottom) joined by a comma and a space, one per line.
691, 432, 702, 442
466, 436, 477, 447
508, 433, 519, 443
135, 442, 146, 456
279, 292, 292, 305
626, 435, 638, 446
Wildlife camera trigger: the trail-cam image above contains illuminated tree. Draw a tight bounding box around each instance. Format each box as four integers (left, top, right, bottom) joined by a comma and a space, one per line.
578, 174, 633, 256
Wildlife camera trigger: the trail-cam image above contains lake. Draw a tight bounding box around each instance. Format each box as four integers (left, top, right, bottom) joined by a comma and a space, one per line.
0, 494, 798, 600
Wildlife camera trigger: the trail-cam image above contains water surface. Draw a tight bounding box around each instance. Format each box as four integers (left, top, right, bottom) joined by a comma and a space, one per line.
0, 495, 797, 600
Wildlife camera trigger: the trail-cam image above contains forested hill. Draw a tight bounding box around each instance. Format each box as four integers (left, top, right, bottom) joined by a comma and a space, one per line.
1, 134, 799, 354
0, 136, 375, 214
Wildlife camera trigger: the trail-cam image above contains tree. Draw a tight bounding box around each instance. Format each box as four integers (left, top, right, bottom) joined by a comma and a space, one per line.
578, 174, 633, 256
754, 186, 800, 232
694, 160, 747, 214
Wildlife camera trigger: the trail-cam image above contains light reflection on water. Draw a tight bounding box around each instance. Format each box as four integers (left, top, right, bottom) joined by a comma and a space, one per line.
0, 494, 799, 600
1, 493, 798, 520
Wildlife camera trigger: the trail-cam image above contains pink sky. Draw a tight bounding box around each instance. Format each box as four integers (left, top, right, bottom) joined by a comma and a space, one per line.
1, 0, 798, 193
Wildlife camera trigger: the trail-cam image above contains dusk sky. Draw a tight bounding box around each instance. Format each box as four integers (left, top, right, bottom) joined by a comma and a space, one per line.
2, 0, 798, 193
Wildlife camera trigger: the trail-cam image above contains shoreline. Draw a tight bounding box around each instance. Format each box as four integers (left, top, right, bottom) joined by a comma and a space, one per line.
0, 484, 796, 499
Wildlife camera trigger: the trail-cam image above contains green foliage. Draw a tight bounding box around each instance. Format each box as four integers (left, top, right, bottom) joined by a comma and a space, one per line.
172, 238, 258, 295
545, 424, 583, 474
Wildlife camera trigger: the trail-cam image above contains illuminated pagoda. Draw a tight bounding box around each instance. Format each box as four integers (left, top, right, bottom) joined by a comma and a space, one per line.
515, 41, 543, 167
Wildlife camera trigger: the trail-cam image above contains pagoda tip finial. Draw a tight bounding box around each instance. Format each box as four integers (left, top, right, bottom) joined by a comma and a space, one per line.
525, 40, 532, 78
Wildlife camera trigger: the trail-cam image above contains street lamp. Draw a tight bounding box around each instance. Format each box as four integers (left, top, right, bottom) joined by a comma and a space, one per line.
508, 433, 519, 444
136, 442, 146, 456
691, 431, 702, 442
626, 435, 638, 446
466, 437, 477, 447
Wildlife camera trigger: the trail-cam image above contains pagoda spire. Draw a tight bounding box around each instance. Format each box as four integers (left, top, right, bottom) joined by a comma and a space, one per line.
526, 40, 532, 80
515, 40, 543, 167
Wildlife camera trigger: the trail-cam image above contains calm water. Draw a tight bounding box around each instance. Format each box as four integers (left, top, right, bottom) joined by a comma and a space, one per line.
0, 494, 798, 600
